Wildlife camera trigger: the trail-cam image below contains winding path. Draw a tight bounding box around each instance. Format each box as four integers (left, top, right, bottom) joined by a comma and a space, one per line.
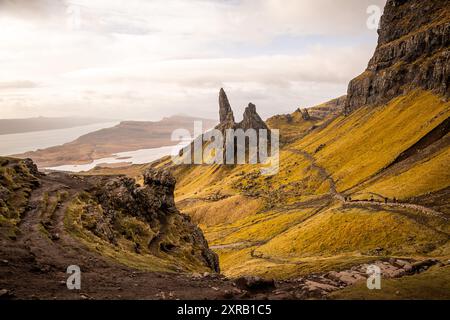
287, 148, 448, 220
1, 172, 237, 300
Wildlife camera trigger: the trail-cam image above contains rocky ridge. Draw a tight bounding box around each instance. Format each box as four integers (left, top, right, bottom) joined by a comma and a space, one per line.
87, 169, 220, 272
0, 157, 219, 273
307, 95, 347, 119
345, 0, 449, 114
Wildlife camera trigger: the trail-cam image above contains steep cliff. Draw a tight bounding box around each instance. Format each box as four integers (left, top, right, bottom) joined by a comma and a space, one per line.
345, 0, 449, 114
88, 168, 220, 272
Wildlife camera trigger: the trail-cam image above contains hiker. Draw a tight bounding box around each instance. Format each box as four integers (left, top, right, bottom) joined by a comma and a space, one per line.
384, 197, 388, 204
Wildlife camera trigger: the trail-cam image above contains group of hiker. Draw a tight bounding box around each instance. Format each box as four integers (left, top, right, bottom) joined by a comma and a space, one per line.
343, 195, 398, 204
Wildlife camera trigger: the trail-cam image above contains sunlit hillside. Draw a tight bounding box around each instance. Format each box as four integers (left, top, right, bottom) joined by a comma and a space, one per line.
159, 89, 450, 284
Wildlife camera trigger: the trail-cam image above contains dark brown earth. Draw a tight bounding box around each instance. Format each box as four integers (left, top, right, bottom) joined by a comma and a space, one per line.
0, 171, 230, 300
1, 167, 447, 300
0, 161, 309, 300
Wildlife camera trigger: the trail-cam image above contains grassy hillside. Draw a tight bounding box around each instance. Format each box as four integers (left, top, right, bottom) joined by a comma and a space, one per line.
79, 90, 449, 287
293, 90, 449, 193
169, 90, 449, 280
0, 157, 40, 239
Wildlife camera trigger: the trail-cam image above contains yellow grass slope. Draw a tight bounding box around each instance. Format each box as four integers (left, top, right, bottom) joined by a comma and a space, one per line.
173, 90, 450, 279
292, 90, 450, 195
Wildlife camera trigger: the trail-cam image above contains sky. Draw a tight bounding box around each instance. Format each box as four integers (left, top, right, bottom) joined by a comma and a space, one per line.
0, 0, 387, 121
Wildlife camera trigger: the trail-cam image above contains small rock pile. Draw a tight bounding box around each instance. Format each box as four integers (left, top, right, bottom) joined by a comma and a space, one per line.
292, 258, 442, 298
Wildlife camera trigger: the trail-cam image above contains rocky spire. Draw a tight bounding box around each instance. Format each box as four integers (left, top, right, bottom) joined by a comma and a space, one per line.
213, 89, 271, 164
216, 89, 268, 132
240, 103, 269, 130
219, 88, 234, 124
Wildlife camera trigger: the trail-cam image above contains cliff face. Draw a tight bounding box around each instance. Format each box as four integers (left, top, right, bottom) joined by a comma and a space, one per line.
85, 168, 220, 272
345, 0, 449, 114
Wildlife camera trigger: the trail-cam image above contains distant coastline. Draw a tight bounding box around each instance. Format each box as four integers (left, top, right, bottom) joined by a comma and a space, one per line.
0, 122, 120, 156
12, 115, 216, 168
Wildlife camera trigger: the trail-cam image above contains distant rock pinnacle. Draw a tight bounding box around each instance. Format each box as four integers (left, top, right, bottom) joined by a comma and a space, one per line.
216, 89, 268, 131
240, 103, 269, 130
219, 88, 234, 124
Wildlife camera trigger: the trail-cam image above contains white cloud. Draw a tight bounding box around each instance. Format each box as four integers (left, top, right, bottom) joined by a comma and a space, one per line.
0, 0, 386, 120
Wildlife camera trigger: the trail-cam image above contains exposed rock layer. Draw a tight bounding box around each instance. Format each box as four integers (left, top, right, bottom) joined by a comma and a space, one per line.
308, 95, 347, 119
89, 168, 220, 272
345, 0, 449, 114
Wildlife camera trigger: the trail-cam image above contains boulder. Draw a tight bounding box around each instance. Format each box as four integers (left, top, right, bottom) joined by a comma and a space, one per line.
304, 280, 338, 293
234, 276, 275, 292
0, 289, 14, 299
411, 259, 439, 273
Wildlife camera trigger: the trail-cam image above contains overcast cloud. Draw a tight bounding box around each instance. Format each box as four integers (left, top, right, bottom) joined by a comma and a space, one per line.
0, 0, 386, 121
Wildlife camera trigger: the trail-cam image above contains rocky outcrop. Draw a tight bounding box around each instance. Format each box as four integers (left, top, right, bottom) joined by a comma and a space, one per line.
219, 88, 235, 125
307, 95, 347, 119
289, 258, 443, 299
84, 168, 220, 272
299, 108, 311, 121
240, 103, 269, 130
213, 89, 270, 163
345, 0, 449, 114
293, 108, 312, 120
216, 89, 269, 132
